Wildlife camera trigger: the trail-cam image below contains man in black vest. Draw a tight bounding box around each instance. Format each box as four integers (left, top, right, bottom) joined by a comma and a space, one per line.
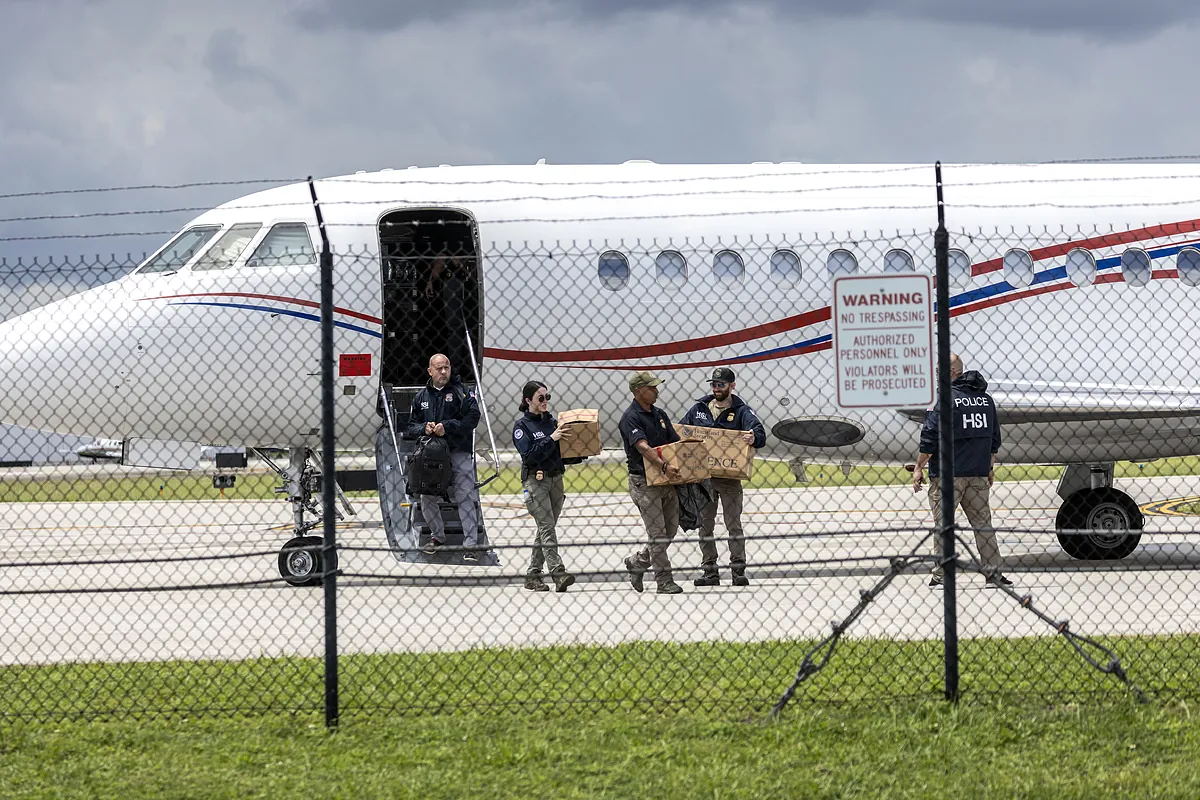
407, 353, 482, 561
912, 353, 1010, 588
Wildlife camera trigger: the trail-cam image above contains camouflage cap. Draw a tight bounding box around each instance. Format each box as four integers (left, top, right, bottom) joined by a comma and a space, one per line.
628, 371, 664, 392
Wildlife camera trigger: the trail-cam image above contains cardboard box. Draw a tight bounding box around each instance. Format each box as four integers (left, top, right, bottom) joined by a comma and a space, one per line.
558, 408, 602, 459
677, 424, 755, 480
644, 438, 712, 486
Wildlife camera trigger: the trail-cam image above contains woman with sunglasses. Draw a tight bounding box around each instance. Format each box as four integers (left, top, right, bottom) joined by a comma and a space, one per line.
512, 381, 582, 592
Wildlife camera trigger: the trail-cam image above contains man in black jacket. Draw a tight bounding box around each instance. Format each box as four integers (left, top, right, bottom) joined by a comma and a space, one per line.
912, 353, 1010, 588
679, 367, 767, 587
406, 353, 482, 560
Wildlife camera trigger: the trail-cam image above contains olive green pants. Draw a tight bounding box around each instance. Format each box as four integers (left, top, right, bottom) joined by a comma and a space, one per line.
524, 472, 566, 575
626, 474, 681, 587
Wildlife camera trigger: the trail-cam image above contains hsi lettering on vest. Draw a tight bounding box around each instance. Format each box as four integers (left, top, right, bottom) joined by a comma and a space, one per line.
532, 431, 545, 439
962, 412, 989, 429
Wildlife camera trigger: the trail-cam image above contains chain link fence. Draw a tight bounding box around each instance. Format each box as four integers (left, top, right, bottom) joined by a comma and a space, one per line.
3, 164, 1200, 723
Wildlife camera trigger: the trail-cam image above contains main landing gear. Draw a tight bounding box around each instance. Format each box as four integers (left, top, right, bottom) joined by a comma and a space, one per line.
1055, 463, 1143, 560
256, 447, 355, 586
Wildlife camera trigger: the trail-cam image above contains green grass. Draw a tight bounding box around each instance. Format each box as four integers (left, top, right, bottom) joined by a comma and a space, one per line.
0, 635, 1189, 722
2, 636, 1200, 798
5, 456, 1200, 503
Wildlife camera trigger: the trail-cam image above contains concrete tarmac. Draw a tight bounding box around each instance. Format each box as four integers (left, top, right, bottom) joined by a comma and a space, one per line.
3, 474, 1200, 665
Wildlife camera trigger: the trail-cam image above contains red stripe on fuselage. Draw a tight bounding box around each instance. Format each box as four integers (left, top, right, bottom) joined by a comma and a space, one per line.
137, 292, 384, 325
970, 219, 1200, 276
485, 306, 832, 363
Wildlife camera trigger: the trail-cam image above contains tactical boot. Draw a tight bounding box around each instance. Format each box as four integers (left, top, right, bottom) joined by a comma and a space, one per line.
551, 569, 576, 593
524, 574, 549, 592
731, 564, 750, 587
693, 567, 720, 587
624, 557, 644, 593
657, 581, 684, 595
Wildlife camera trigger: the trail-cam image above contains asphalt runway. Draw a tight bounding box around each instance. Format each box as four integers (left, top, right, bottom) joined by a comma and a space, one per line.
3, 472, 1200, 665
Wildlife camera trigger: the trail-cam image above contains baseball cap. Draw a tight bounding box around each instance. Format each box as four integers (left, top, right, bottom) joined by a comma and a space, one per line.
709, 367, 735, 384
628, 371, 664, 391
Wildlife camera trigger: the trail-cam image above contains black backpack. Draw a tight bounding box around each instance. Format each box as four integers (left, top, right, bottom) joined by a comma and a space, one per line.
406, 435, 453, 496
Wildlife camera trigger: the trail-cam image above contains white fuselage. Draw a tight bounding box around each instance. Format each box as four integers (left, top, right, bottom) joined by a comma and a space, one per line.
4, 161, 1200, 467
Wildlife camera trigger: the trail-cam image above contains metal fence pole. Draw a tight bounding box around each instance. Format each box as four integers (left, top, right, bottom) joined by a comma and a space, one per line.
308, 176, 339, 728
934, 162, 959, 702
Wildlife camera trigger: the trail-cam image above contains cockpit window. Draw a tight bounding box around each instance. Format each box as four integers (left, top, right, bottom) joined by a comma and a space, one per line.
137, 226, 222, 274
192, 223, 263, 271
246, 222, 316, 267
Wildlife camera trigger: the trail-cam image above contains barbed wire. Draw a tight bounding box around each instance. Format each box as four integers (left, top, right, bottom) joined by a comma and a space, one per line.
11, 175, 1200, 230
0, 178, 303, 202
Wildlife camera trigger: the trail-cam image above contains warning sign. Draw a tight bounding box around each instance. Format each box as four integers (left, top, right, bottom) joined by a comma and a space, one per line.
832, 274, 934, 408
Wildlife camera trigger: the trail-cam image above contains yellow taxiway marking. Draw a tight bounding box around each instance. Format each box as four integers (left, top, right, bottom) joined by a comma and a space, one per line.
1141, 496, 1200, 517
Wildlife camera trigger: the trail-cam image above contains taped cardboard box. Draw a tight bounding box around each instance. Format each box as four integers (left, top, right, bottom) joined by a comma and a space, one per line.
558, 408, 602, 458
677, 424, 755, 481
645, 438, 712, 486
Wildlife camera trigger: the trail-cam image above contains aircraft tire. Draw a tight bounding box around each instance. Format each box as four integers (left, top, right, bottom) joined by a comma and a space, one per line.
278, 535, 325, 587
1055, 487, 1143, 560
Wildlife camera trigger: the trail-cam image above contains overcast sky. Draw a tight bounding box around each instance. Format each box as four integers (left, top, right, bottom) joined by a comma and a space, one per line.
3, 0, 1200, 275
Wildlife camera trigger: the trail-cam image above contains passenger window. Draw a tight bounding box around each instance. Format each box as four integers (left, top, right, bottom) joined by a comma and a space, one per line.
1003, 248, 1034, 288
770, 250, 801, 284
137, 226, 222, 274
598, 251, 630, 290
655, 251, 687, 286
192, 223, 263, 272
247, 223, 316, 267
883, 249, 915, 273
1178, 247, 1200, 287
1065, 247, 1096, 286
1121, 248, 1151, 288
713, 250, 744, 283
947, 249, 972, 288
827, 249, 858, 277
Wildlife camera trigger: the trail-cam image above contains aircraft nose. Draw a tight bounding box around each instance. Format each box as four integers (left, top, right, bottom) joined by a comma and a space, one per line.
0, 290, 127, 436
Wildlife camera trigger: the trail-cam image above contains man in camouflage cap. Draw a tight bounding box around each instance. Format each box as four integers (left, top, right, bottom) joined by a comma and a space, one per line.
618, 371, 685, 594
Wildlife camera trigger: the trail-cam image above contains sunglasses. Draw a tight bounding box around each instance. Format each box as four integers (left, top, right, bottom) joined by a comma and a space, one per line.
710, 381, 729, 389
534, 393, 551, 402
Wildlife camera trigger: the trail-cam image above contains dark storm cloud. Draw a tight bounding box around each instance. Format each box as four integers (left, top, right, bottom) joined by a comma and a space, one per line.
202, 28, 296, 104
293, 0, 1200, 39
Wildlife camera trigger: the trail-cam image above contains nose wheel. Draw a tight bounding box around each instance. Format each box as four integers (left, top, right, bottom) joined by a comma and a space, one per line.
278, 535, 334, 587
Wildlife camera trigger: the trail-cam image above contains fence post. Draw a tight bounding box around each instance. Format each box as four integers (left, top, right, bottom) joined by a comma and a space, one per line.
308, 176, 340, 728
934, 162, 959, 702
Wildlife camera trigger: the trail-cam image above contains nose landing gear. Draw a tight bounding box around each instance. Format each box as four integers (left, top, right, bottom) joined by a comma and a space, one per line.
257, 446, 353, 586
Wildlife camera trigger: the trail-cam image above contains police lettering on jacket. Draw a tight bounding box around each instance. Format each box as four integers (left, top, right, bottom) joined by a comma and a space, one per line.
679, 394, 768, 449
918, 370, 1001, 478
405, 377, 481, 453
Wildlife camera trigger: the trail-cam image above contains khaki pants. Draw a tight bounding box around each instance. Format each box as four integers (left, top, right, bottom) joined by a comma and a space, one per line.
524, 473, 566, 575
928, 476, 1002, 576
698, 477, 746, 567
627, 474, 680, 586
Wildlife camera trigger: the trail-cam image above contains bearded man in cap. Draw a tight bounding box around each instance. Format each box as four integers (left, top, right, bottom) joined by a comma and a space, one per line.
679, 366, 767, 587
618, 371, 685, 594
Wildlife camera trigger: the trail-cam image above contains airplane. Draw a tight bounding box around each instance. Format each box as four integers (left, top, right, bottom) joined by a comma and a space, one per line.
3, 159, 1200, 585
74, 437, 123, 463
